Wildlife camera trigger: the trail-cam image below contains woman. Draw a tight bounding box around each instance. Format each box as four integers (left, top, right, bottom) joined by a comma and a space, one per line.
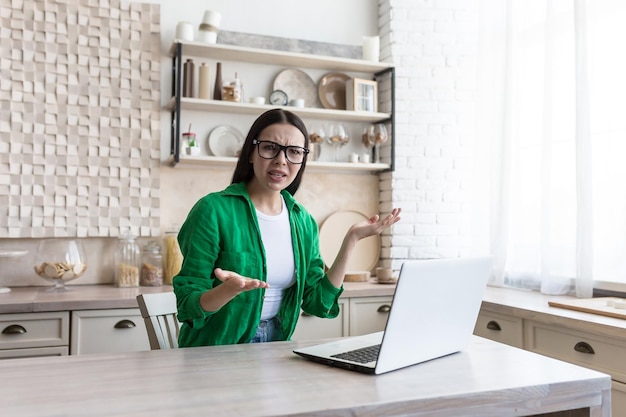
173, 108, 401, 347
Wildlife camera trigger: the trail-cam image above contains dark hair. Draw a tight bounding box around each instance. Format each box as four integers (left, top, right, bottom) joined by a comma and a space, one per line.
231, 108, 309, 195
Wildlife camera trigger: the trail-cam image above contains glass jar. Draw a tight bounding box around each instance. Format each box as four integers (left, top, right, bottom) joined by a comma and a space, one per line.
140, 241, 163, 286
115, 235, 140, 288
222, 72, 242, 102
163, 230, 183, 285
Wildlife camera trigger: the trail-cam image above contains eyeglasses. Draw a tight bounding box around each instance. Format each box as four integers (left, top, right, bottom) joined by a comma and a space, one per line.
253, 139, 309, 164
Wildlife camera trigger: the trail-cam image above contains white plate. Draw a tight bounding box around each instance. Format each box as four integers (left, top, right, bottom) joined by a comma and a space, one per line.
0, 250, 28, 257
319, 210, 380, 271
273, 69, 317, 108
207, 125, 244, 157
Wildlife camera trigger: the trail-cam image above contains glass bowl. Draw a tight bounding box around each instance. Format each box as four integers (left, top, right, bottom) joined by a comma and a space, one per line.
33, 239, 87, 291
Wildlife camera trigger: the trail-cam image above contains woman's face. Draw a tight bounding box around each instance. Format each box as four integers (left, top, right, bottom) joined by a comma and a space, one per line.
249, 123, 306, 194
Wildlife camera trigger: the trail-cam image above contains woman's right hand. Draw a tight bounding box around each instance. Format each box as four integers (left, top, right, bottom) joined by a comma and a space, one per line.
199, 268, 268, 313
213, 268, 270, 292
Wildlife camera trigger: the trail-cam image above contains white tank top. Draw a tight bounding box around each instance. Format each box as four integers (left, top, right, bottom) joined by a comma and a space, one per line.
256, 196, 296, 320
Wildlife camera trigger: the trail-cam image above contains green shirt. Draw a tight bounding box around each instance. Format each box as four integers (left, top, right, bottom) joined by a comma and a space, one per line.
173, 182, 343, 347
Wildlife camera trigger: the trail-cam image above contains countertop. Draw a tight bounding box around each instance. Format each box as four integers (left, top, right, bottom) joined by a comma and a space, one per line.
5, 281, 625, 340
0, 280, 396, 314
0, 335, 611, 417
482, 286, 626, 337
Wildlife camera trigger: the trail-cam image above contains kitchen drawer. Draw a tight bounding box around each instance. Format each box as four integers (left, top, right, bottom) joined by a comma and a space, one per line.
525, 320, 626, 383
349, 296, 392, 336
0, 312, 69, 350
291, 299, 348, 341
473, 309, 524, 348
70, 309, 150, 355
0, 346, 68, 359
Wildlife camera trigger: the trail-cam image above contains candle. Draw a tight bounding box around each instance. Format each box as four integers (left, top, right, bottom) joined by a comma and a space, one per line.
175, 21, 194, 42
202, 10, 222, 28
362, 36, 380, 62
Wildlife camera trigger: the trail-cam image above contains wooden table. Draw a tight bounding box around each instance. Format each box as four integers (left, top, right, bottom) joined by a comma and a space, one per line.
0, 336, 610, 417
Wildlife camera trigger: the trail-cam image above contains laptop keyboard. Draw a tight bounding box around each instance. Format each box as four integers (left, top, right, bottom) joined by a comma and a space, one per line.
331, 344, 381, 364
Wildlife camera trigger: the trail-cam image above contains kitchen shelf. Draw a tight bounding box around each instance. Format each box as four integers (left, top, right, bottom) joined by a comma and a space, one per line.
168, 42, 391, 73
169, 154, 390, 173
168, 41, 395, 172
167, 97, 392, 123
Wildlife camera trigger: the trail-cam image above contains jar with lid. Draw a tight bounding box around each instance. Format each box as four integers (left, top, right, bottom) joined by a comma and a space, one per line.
115, 235, 140, 288
222, 72, 242, 102
140, 241, 163, 286
163, 230, 183, 285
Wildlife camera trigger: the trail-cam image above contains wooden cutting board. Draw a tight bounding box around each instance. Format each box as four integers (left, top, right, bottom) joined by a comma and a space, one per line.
344, 271, 370, 282
548, 297, 626, 320
319, 211, 380, 272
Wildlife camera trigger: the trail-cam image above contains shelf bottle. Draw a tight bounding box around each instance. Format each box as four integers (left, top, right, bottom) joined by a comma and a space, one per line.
198, 63, 211, 99
183, 59, 195, 97
213, 62, 223, 100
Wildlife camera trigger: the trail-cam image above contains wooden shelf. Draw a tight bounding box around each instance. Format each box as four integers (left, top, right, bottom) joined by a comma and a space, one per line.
167, 97, 391, 123
168, 154, 390, 173
169, 41, 392, 74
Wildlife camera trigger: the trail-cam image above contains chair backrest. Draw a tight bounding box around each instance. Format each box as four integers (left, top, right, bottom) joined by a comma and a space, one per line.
136, 292, 180, 350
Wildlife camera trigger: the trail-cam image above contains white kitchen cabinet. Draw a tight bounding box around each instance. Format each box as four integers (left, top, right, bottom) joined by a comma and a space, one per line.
349, 296, 392, 336
0, 346, 68, 359
613, 380, 626, 415
0, 311, 69, 359
477, 297, 626, 417
291, 299, 349, 341
473, 309, 524, 349
292, 295, 392, 340
524, 320, 626, 417
525, 320, 626, 384
167, 41, 395, 173
70, 309, 150, 355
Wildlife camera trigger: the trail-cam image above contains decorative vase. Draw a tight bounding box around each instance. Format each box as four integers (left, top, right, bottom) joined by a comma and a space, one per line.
183, 59, 194, 97
213, 62, 223, 100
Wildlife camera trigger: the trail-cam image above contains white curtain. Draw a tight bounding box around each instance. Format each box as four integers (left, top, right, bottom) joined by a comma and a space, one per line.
477, 0, 626, 297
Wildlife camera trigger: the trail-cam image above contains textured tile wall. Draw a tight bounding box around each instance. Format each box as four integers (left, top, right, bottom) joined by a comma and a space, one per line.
0, 0, 161, 238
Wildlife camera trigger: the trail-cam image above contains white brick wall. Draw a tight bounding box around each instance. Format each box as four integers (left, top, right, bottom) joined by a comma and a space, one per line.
379, 0, 479, 271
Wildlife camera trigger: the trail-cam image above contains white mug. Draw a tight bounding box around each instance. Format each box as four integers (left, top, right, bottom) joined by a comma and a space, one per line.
175, 21, 194, 42
289, 98, 305, 108
248, 96, 266, 105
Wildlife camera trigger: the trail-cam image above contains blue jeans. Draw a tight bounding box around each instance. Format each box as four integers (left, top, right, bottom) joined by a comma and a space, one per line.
250, 316, 282, 343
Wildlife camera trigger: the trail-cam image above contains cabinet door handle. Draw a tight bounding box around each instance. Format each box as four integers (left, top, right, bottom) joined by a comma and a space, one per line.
486, 320, 502, 331
574, 341, 595, 354
2, 324, 27, 335
377, 305, 391, 313
114, 319, 136, 329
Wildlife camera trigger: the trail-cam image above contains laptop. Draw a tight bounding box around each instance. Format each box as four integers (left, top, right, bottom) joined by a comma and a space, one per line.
293, 256, 492, 375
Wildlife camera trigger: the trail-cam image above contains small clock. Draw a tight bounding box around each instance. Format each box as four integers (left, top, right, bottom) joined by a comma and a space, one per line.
269, 89, 288, 106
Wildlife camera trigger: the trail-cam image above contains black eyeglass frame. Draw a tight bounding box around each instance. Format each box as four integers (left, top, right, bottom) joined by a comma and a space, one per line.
252, 139, 310, 164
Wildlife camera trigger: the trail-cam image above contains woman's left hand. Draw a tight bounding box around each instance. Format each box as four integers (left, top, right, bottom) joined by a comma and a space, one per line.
350, 208, 402, 240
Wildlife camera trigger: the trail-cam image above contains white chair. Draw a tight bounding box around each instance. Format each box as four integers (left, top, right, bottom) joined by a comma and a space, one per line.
136, 292, 180, 350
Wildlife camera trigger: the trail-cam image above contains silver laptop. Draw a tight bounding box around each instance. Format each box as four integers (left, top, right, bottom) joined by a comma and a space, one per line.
293, 256, 492, 375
